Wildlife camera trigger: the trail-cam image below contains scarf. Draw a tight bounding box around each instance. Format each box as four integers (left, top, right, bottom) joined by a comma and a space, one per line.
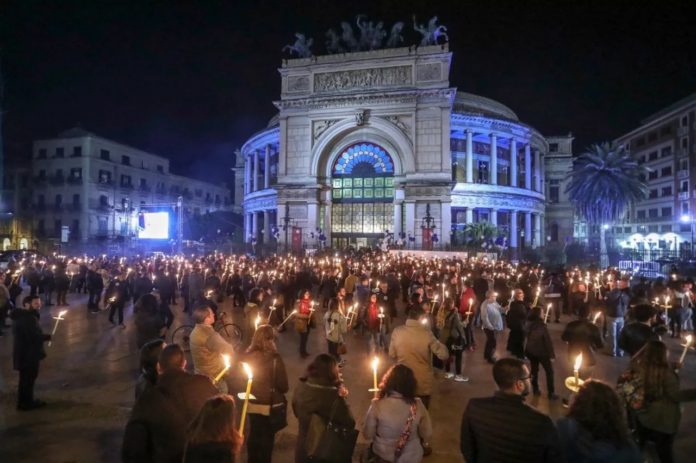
299, 299, 312, 314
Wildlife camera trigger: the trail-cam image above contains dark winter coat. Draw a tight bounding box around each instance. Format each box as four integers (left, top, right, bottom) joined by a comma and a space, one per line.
561, 319, 605, 367
244, 351, 289, 406
461, 391, 562, 463
556, 418, 641, 463
506, 300, 528, 331
618, 322, 660, 357
605, 288, 631, 318
55, 271, 70, 291
134, 310, 165, 349
183, 442, 235, 463
524, 319, 555, 359
105, 280, 128, 306
11, 308, 51, 370
87, 270, 104, 292
133, 276, 154, 300
121, 369, 219, 463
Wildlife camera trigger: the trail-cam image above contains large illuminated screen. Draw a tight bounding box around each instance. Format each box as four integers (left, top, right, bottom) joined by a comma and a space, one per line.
138, 212, 170, 239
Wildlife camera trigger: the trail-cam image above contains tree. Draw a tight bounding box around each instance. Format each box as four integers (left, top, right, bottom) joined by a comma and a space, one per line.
464, 221, 499, 247
565, 142, 649, 267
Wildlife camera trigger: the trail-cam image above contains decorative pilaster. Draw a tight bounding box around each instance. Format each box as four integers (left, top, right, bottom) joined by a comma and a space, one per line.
264, 145, 271, 190
524, 212, 532, 246
252, 212, 259, 242
533, 213, 541, 248
510, 210, 519, 261
490, 208, 498, 226
490, 133, 498, 185
322, 190, 332, 244
510, 138, 518, 187
393, 201, 403, 237
525, 145, 532, 190
253, 150, 260, 192
244, 157, 251, 195
465, 129, 473, 183
441, 201, 452, 245
245, 212, 252, 242
534, 149, 541, 193
405, 202, 416, 238
465, 208, 473, 224
263, 210, 270, 244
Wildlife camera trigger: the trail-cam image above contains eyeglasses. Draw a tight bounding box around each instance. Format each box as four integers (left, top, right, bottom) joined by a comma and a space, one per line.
518, 375, 531, 381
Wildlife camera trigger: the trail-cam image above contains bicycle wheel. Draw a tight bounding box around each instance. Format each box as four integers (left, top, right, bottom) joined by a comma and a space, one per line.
172, 324, 194, 352
217, 323, 243, 348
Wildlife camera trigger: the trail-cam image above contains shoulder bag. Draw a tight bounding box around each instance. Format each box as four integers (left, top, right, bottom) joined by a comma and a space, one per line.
269, 356, 288, 433
364, 401, 418, 463
304, 397, 358, 463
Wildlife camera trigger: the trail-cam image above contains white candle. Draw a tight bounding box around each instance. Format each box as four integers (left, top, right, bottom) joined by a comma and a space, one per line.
679, 335, 693, 365
239, 363, 253, 436
47, 310, 67, 347
214, 354, 231, 383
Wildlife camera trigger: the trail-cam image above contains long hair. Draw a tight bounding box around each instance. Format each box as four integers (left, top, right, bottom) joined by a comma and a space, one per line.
246, 325, 277, 354
567, 380, 631, 445
638, 340, 671, 403
378, 364, 416, 404
185, 395, 242, 454
302, 353, 340, 387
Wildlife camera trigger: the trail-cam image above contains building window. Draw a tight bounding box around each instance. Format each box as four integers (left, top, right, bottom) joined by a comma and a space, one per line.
121, 175, 131, 186
661, 147, 672, 157
680, 159, 688, 171
681, 181, 689, 193
99, 170, 112, 184
56, 147, 64, 158
194, 207, 200, 215
73, 194, 80, 206
122, 155, 131, 166
548, 143, 558, 152
72, 219, 80, 235
195, 189, 203, 197
100, 149, 110, 160
661, 166, 672, 176
98, 217, 108, 233
122, 198, 129, 209
37, 219, 45, 234
660, 126, 671, 136
648, 151, 658, 161
70, 167, 82, 179
648, 132, 657, 142
54, 220, 62, 237
661, 207, 672, 217
681, 223, 691, 232
140, 178, 147, 187
37, 194, 45, 206
141, 160, 148, 169
624, 226, 632, 233
37, 148, 47, 159
72, 147, 82, 157
637, 137, 645, 147
682, 116, 689, 127
648, 225, 659, 233
648, 171, 658, 180
648, 209, 658, 218
662, 224, 673, 233
637, 210, 646, 219
99, 195, 109, 206
55, 194, 62, 207
649, 189, 658, 199
662, 186, 672, 196
157, 165, 164, 173
682, 138, 689, 149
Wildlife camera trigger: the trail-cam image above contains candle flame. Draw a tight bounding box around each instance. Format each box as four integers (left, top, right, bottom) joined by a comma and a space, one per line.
242, 362, 252, 380
59, 310, 67, 317
574, 353, 583, 370
687, 335, 693, 344
593, 312, 601, 323
372, 357, 379, 371
223, 354, 231, 369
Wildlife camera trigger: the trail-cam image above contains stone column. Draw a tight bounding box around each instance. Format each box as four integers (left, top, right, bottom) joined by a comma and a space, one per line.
534, 149, 541, 192
525, 145, 532, 190
510, 138, 518, 187
540, 213, 546, 244
540, 154, 546, 196
322, 191, 332, 245
490, 208, 498, 226
465, 208, 473, 224
263, 210, 270, 244
533, 213, 541, 248
465, 129, 473, 183
405, 201, 416, 239
490, 133, 498, 185
245, 212, 252, 242
253, 150, 260, 192
524, 212, 532, 247
264, 145, 271, 190
509, 210, 519, 256
252, 211, 259, 242
441, 201, 452, 245
394, 201, 403, 237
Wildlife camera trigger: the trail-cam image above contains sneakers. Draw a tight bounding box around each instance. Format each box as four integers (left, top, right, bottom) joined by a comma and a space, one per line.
444, 373, 454, 379
454, 375, 469, 382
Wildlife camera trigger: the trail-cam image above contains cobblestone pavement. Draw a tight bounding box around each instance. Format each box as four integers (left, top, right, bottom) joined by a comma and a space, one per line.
1, 289, 695, 462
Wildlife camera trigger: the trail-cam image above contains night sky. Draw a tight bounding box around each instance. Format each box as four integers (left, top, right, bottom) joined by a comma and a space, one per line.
2, 0, 695, 183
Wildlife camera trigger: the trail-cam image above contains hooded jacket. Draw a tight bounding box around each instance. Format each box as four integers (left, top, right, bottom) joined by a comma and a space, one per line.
11, 308, 52, 370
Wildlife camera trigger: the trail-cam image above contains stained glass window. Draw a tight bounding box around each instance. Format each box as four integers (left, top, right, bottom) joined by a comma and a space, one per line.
332, 143, 395, 176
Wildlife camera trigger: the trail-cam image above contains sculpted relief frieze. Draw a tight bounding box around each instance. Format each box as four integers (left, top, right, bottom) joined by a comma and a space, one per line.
416, 63, 441, 82
313, 120, 339, 140
287, 75, 310, 93
451, 193, 545, 213
313, 66, 412, 93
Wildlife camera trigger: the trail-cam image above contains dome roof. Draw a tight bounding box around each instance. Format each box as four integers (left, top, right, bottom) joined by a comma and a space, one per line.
452, 92, 518, 121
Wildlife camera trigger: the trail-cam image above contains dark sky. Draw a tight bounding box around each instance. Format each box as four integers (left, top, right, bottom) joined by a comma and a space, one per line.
2, 0, 696, 182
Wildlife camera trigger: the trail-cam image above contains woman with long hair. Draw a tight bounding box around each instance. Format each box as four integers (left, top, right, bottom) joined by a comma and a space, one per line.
324, 297, 348, 366
524, 306, 557, 399
621, 340, 696, 463
184, 394, 242, 463
135, 339, 166, 400
292, 354, 355, 463
439, 298, 468, 382
244, 325, 289, 463
557, 380, 641, 462
363, 364, 433, 462
293, 289, 314, 358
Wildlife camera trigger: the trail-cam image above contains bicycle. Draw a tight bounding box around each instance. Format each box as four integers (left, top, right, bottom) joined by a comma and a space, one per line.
172, 311, 243, 352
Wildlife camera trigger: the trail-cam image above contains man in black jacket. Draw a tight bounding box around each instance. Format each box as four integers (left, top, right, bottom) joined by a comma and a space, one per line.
11, 295, 52, 411
561, 303, 604, 378
460, 358, 562, 463
618, 304, 660, 357
505, 289, 528, 359
604, 277, 631, 357
86, 266, 104, 313
105, 273, 128, 328
121, 344, 218, 463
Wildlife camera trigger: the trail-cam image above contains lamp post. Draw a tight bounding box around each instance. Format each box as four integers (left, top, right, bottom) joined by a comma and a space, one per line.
281, 203, 294, 251
681, 214, 693, 258
420, 204, 435, 250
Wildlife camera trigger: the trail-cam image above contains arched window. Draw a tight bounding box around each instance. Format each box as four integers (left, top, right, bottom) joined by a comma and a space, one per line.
331, 143, 395, 248
19, 238, 28, 249
3, 238, 11, 250
550, 223, 559, 242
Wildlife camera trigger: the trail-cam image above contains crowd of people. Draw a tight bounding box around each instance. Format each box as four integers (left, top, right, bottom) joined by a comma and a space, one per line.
4, 249, 696, 462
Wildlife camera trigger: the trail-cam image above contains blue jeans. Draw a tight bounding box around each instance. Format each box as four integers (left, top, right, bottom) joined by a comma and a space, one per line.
368, 332, 386, 355
683, 308, 694, 331
606, 316, 625, 356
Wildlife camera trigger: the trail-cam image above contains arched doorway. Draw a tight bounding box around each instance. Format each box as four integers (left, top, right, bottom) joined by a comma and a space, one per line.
2, 238, 10, 250
331, 142, 395, 249
19, 238, 28, 250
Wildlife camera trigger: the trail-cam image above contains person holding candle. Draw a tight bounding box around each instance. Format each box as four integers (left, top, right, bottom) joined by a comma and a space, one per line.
362, 364, 433, 463
506, 289, 528, 359
122, 344, 219, 463
244, 325, 289, 463
365, 292, 391, 356
617, 341, 696, 463
244, 288, 266, 347
617, 304, 660, 358
105, 272, 128, 328
439, 298, 468, 382
481, 290, 505, 364
10, 295, 52, 410
190, 305, 236, 393
183, 394, 242, 463
294, 290, 315, 359
604, 277, 631, 357
324, 298, 348, 367
524, 306, 558, 400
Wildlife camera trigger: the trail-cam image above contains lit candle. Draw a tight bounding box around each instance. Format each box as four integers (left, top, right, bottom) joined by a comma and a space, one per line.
679, 335, 693, 365
574, 353, 582, 388
254, 315, 261, 331
278, 310, 297, 328
239, 363, 253, 436
593, 312, 601, 324
468, 298, 473, 314
47, 310, 67, 347
532, 287, 540, 307
370, 357, 379, 392
214, 354, 231, 383
544, 303, 551, 324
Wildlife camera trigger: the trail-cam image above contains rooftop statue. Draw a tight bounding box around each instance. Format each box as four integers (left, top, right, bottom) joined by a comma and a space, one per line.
282, 33, 313, 58
386, 22, 405, 48
413, 15, 449, 46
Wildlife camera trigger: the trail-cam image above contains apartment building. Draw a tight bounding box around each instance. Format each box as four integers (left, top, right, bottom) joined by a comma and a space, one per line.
544, 134, 575, 249
0, 160, 35, 250
31, 128, 231, 242
600, 93, 696, 252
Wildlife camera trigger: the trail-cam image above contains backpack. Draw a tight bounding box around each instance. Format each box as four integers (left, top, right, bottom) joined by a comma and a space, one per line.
617, 370, 645, 411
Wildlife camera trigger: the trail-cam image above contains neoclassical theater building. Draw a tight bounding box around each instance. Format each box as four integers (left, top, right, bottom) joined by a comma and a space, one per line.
238, 44, 570, 257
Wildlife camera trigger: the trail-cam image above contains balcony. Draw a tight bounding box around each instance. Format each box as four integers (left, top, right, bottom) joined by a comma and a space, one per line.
204, 196, 213, 203
169, 188, 181, 197
67, 175, 84, 185
138, 184, 151, 193
33, 203, 47, 212
679, 191, 690, 201
96, 179, 113, 190
48, 175, 65, 186
678, 126, 689, 137
678, 170, 689, 179
678, 148, 689, 157
120, 183, 134, 191
91, 204, 112, 214
53, 204, 64, 213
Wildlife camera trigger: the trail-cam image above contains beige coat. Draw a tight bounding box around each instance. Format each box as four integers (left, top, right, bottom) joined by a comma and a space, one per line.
189, 324, 235, 378
389, 319, 449, 396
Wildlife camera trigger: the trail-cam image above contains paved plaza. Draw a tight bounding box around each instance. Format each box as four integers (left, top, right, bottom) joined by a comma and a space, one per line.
1, 288, 696, 463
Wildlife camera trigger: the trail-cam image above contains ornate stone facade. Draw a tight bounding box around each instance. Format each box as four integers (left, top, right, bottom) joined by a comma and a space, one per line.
313, 66, 412, 92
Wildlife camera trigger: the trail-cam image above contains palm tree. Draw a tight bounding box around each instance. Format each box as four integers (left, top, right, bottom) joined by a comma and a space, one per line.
464, 221, 499, 247
566, 142, 649, 267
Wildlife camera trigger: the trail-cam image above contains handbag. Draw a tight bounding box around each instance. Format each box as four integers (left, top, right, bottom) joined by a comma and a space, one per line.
304, 398, 358, 463
337, 343, 348, 355
269, 357, 288, 433
364, 401, 417, 463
